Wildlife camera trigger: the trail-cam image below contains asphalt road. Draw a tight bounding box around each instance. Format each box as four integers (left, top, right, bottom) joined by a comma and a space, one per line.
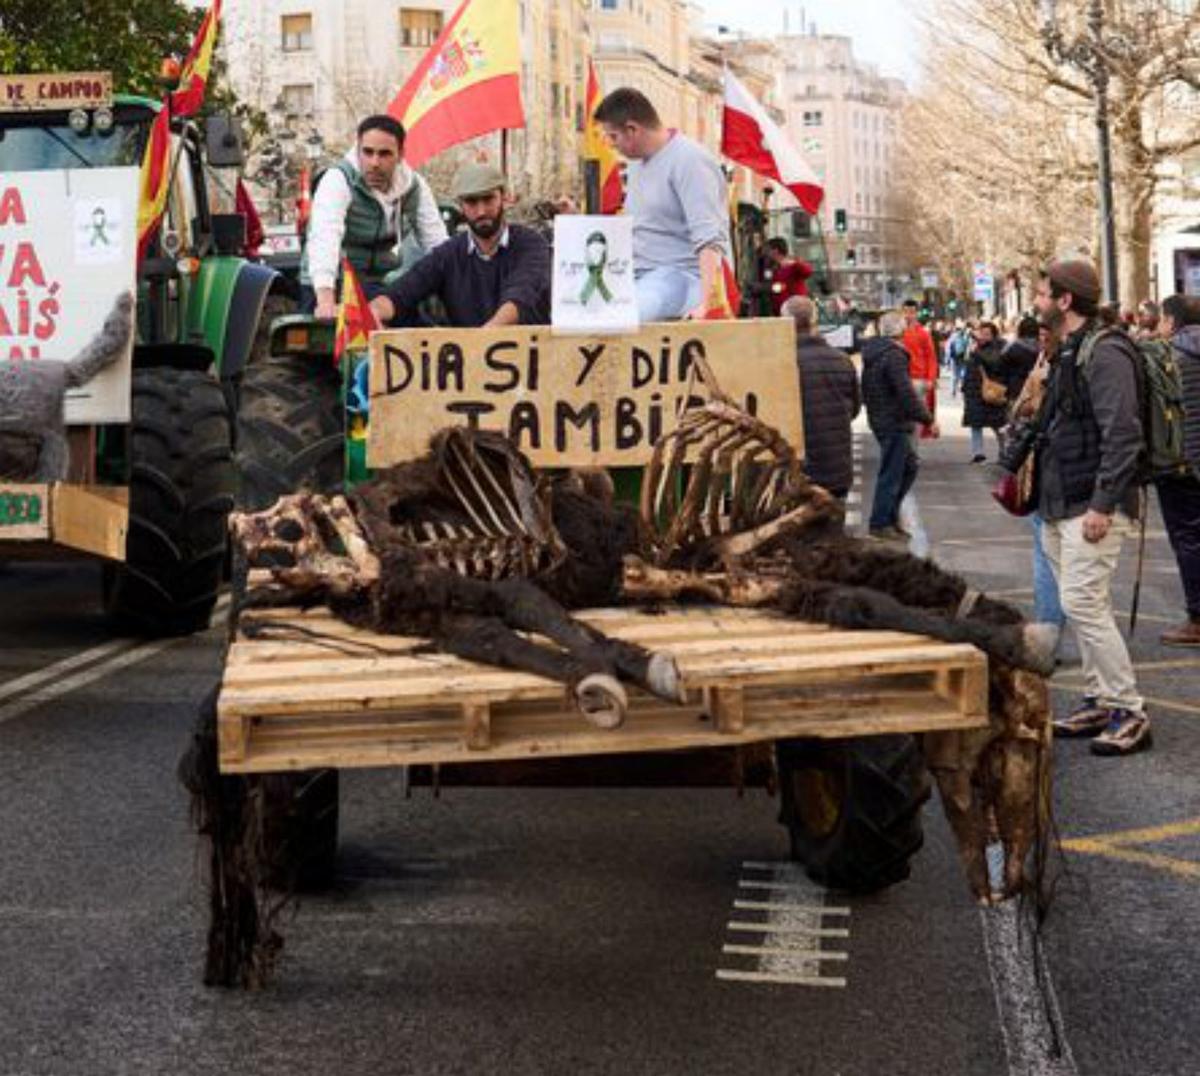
2, 393, 1199, 1076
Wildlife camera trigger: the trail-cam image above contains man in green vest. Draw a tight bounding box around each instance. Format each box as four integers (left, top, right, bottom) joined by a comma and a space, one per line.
300, 114, 448, 319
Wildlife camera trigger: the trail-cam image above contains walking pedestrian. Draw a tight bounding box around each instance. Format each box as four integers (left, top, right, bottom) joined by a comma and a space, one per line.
1034, 260, 1151, 755
783, 296, 860, 503
862, 310, 938, 541
1154, 294, 1200, 646
962, 321, 1008, 462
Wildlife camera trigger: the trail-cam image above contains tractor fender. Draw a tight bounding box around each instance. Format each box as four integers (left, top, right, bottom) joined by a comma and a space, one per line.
181, 256, 277, 381
215, 261, 279, 382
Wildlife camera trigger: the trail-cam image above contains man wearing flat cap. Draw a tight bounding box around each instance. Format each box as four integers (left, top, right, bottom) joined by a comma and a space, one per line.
370, 164, 550, 328
1031, 258, 1150, 755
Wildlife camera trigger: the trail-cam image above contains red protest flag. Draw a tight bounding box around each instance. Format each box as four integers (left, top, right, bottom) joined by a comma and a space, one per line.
169, 0, 223, 118
583, 60, 622, 214
334, 258, 380, 364
387, 0, 524, 169
136, 107, 172, 261
722, 69, 823, 215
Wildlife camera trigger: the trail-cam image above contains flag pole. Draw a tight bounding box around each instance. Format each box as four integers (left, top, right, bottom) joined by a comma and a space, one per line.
500, 129, 509, 176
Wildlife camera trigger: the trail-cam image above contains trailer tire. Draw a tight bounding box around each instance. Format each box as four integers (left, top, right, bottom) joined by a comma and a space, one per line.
104, 367, 235, 636
776, 735, 930, 893
235, 355, 343, 511
259, 768, 340, 892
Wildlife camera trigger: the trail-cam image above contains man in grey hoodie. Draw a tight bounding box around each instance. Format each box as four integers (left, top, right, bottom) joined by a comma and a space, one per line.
1156, 294, 1200, 647
300, 114, 448, 319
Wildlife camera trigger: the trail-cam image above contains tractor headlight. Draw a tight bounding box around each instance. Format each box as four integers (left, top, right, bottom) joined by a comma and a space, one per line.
93, 107, 115, 134
67, 109, 90, 134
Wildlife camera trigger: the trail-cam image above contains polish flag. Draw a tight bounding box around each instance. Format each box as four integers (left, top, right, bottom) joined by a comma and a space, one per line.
721, 69, 824, 215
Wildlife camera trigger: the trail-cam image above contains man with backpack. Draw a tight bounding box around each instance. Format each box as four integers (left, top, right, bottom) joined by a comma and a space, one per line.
300, 114, 448, 319
1154, 294, 1200, 646
1033, 259, 1150, 755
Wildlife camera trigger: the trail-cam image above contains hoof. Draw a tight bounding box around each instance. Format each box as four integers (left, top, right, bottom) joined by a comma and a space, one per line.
576, 674, 628, 730
1021, 622, 1060, 677
647, 653, 686, 704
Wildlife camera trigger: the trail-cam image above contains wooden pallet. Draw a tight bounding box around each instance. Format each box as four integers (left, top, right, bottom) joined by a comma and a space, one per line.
218, 605, 990, 775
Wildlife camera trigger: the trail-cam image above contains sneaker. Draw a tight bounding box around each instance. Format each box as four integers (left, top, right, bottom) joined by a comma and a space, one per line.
1052, 695, 1109, 738
1091, 709, 1153, 756
971, 454, 986, 464
867, 526, 907, 542
1160, 620, 1200, 648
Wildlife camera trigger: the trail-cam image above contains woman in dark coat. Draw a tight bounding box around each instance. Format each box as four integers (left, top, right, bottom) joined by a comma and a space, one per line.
962, 321, 1009, 462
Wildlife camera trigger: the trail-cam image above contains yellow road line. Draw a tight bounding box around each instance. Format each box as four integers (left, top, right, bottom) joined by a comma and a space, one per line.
1047, 683, 1200, 717
1059, 840, 1200, 881
1066, 818, 1200, 848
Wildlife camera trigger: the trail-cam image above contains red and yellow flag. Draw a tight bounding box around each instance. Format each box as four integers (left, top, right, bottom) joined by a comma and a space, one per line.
387, 0, 524, 169
702, 259, 743, 321
334, 258, 380, 363
583, 59, 622, 214
169, 0, 222, 117
136, 0, 222, 259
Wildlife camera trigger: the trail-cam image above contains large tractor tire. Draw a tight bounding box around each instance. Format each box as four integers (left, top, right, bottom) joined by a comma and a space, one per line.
776, 735, 931, 894
258, 768, 340, 892
105, 367, 235, 636
234, 354, 343, 511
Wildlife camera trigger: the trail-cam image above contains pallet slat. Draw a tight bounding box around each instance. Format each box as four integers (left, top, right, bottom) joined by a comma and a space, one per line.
218, 604, 989, 774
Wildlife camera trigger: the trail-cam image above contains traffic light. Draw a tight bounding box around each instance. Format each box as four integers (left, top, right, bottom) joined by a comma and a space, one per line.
845, 247, 857, 266
834, 208, 848, 234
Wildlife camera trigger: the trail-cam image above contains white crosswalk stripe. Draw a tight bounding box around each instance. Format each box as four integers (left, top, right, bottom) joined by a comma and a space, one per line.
716, 861, 850, 988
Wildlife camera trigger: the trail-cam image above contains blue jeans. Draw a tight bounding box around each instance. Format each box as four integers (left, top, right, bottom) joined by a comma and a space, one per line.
969, 426, 1002, 458
1030, 513, 1066, 627
635, 267, 702, 322
870, 431, 918, 530
1156, 472, 1200, 619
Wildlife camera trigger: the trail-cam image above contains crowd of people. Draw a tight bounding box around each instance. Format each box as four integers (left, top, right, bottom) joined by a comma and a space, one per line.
787, 262, 1200, 758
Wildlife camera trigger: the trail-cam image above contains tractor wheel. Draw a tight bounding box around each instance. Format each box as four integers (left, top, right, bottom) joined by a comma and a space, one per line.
776, 735, 931, 894
235, 354, 343, 511
104, 367, 235, 636
258, 768, 340, 891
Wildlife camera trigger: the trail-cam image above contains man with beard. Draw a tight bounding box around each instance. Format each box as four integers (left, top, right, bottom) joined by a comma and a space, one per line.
370, 164, 550, 328
302, 114, 448, 319
1031, 260, 1150, 755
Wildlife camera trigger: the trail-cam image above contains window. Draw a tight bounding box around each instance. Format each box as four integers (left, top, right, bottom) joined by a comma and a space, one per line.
803, 110, 822, 127
400, 8, 443, 48
281, 83, 315, 117
601, 0, 618, 8
281, 13, 312, 52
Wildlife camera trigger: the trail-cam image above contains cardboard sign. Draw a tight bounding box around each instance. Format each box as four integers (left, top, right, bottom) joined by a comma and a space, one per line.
0, 167, 138, 424
551, 214, 638, 334
367, 318, 802, 468
0, 73, 112, 112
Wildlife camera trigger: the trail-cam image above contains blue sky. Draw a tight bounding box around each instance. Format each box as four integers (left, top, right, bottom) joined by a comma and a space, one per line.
695, 0, 927, 85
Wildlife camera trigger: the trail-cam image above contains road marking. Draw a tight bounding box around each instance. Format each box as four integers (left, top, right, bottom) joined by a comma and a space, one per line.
1059, 817, 1200, 882
0, 595, 230, 726
1048, 682, 1200, 718
980, 845, 1078, 1076
0, 637, 138, 703
717, 862, 848, 988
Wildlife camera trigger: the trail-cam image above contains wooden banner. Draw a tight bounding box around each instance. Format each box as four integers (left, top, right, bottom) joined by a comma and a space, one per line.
367, 319, 803, 468
0, 73, 112, 112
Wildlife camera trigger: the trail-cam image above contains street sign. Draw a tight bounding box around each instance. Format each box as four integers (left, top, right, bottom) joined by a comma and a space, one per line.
920, 267, 939, 289
972, 261, 993, 302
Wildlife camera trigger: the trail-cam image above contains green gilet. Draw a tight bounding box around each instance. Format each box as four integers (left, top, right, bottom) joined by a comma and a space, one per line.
301, 159, 420, 286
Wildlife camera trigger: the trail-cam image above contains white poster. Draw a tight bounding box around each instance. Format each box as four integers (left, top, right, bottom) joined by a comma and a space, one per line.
551, 214, 638, 335
1, 167, 138, 423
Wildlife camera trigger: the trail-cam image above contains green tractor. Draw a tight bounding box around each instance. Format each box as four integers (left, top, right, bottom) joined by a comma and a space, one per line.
0, 74, 276, 635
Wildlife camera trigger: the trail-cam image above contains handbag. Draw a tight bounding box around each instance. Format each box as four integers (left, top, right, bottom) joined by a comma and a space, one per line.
980, 367, 1008, 406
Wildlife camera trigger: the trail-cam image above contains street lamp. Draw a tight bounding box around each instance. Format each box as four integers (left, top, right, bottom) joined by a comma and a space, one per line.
1039, 0, 1131, 304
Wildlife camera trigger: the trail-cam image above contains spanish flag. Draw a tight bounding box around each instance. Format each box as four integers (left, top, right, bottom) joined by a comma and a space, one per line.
169, 0, 222, 118
136, 0, 222, 260
334, 258, 379, 364
583, 60, 622, 214
387, 0, 524, 169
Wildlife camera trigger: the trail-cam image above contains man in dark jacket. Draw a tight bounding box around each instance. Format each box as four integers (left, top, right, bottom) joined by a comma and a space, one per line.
861, 309, 936, 541
371, 164, 550, 327
1033, 260, 1149, 755
783, 297, 860, 501
1002, 315, 1040, 400
1155, 294, 1200, 646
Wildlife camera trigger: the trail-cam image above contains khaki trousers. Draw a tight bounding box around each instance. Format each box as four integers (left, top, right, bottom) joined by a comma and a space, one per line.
1041, 511, 1143, 712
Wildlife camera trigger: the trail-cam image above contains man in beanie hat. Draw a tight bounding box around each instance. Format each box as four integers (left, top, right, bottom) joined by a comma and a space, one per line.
1029, 258, 1151, 754
371, 163, 550, 328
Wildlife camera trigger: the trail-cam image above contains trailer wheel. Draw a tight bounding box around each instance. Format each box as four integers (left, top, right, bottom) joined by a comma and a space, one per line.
776, 735, 931, 893
259, 768, 340, 891
235, 354, 343, 511
105, 367, 235, 636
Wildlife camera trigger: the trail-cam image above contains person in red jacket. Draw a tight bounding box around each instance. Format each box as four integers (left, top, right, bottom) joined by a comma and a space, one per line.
901, 300, 938, 439
763, 237, 813, 314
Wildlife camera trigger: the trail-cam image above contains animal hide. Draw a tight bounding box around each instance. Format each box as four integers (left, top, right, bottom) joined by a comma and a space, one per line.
0, 292, 134, 481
